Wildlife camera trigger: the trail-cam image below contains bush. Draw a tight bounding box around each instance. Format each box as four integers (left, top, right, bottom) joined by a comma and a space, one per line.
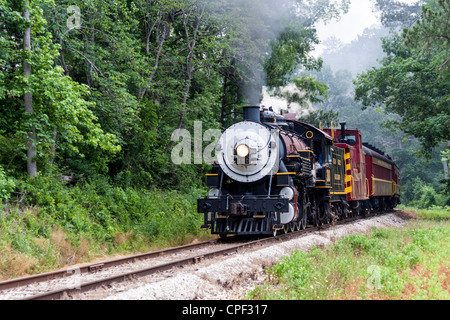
406, 177, 450, 209
0, 175, 210, 278
418, 185, 437, 208
0, 165, 16, 202
19, 175, 207, 244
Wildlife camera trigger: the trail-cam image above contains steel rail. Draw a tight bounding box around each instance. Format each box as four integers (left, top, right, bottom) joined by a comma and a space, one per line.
21, 211, 391, 300
0, 210, 393, 300
0, 239, 219, 291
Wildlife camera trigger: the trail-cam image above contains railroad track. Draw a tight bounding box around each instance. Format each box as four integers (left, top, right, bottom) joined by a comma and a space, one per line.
0, 211, 392, 300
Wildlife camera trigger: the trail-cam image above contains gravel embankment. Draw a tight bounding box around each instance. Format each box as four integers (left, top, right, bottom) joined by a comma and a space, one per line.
71, 213, 407, 300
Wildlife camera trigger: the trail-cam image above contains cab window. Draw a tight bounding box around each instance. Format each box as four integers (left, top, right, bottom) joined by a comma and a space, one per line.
339, 133, 357, 146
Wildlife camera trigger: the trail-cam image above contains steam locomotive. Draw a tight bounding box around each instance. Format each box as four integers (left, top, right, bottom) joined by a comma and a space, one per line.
198, 106, 401, 236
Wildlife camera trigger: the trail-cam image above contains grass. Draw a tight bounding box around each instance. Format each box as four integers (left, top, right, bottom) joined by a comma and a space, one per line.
399, 205, 450, 221
247, 207, 450, 300
0, 177, 213, 280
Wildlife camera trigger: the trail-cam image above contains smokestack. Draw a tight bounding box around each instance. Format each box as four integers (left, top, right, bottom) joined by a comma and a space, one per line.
340, 121, 346, 143
243, 106, 261, 123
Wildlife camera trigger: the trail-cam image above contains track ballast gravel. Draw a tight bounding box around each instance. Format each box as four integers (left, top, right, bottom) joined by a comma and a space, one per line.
68, 212, 406, 300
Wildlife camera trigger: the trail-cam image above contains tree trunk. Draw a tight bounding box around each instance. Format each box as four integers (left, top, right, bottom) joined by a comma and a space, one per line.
23, 2, 37, 177
163, 79, 191, 154
443, 141, 450, 180
50, 126, 57, 167
139, 17, 169, 100
220, 75, 228, 125
163, 5, 204, 155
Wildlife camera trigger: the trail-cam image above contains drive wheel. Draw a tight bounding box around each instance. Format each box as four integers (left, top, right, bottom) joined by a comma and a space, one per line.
301, 213, 307, 229
290, 222, 296, 233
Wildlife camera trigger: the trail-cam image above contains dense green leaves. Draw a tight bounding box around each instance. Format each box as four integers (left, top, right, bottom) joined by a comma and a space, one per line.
264, 25, 322, 88
354, 36, 449, 158
1, 0, 350, 188
1, 0, 121, 177
403, 0, 449, 69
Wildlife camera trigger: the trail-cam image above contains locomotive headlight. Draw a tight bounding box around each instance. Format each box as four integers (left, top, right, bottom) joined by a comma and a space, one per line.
280, 187, 294, 200
236, 144, 250, 158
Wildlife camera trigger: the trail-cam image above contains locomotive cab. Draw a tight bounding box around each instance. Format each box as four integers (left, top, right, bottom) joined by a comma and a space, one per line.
286, 120, 334, 185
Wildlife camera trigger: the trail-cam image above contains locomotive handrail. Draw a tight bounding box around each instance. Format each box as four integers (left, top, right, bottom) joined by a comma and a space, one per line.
365, 178, 370, 198
372, 177, 392, 183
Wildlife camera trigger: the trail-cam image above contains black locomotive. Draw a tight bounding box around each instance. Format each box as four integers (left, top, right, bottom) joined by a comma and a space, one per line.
198, 106, 401, 237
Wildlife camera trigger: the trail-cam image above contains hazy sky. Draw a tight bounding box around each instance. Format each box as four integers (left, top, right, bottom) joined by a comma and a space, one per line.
314, 0, 381, 56
314, 0, 417, 50
262, 0, 382, 111
317, 0, 380, 43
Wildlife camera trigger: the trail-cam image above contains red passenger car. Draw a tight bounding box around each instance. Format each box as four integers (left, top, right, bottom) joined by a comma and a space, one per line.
363, 144, 401, 209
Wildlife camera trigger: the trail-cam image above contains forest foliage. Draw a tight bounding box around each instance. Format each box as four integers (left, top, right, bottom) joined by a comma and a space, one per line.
0, 0, 350, 188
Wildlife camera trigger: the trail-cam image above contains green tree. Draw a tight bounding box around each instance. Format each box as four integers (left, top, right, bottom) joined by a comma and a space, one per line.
403, 0, 449, 73
22, 0, 37, 177
354, 33, 449, 157
373, 0, 424, 29
0, 0, 120, 178
264, 25, 323, 88
354, 0, 449, 194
